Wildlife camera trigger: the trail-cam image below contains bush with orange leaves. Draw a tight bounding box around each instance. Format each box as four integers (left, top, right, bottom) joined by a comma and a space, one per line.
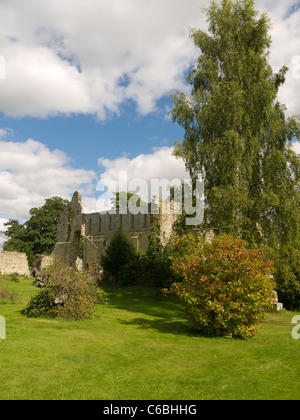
166, 234, 275, 338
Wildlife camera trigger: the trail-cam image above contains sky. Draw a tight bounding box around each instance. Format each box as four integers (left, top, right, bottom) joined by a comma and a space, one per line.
0, 0, 300, 247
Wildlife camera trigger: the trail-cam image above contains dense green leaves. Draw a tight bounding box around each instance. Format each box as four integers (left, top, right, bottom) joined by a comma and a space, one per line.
100, 228, 138, 285
111, 192, 145, 209
2, 220, 29, 254
170, 0, 300, 308
2, 197, 69, 265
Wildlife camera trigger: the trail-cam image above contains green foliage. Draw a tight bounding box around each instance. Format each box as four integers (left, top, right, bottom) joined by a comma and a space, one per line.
9, 272, 20, 283
23, 263, 100, 319
167, 234, 275, 338
144, 219, 180, 288
100, 228, 138, 285
170, 0, 300, 308
110, 191, 145, 210
23, 287, 55, 317
2, 197, 69, 265
78, 236, 84, 260
117, 257, 141, 287
270, 245, 300, 310
1, 220, 28, 253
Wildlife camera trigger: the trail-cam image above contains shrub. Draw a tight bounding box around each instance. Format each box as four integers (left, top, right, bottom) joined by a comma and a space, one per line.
144, 220, 181, 288
23, 263, 101, 319
9, 272, 20, 283
167, 233, 275, 338
23, 287, 54, 317
100, 228, 137, 285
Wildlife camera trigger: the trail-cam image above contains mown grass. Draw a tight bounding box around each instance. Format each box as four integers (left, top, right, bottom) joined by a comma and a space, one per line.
0, 275, 299, 400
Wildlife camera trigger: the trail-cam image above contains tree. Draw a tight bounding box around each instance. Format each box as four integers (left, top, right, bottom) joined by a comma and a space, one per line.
110, 192, 146, 210
25, 197, 69, 256
100, 228, 138, 285
2, 220, 29, 253
170, 0, 300, 308
2, 197, 69, 265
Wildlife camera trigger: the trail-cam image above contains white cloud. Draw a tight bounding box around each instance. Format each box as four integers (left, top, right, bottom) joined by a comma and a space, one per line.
0, 140, 190, 218
96, 146, 189, 210
0, 0, 298, 119
0, 44, 90, 118
263, 2, 300, 116
81, 196, 98, 215
0, 129, 8, 139
0, 138, 97, 220
0, 0, 203, 119
98, 146, 188, 184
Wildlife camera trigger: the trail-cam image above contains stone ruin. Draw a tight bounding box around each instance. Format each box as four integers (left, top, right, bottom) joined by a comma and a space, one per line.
271, 291, 283, 311
37, 191, 178, 271
0, 191, 178, 277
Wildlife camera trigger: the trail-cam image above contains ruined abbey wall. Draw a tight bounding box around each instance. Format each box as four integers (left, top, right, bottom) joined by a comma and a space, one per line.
82, 211, 152, 268
50, 191, 178, 269
0, 251, 30, 276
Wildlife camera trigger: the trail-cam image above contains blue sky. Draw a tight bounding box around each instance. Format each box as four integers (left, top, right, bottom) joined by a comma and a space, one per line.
0, 97, 184, 173
0, 0, 299, 244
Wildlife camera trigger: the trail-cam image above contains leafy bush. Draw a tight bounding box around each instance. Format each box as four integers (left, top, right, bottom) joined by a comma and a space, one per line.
23, 263, 101, 319
117, 257, 141, 286
166, 234, 275, 338
100, 228, 138, 285
23, 287, 54, 317
9, 272, 20, 283
144, 220, 181, 288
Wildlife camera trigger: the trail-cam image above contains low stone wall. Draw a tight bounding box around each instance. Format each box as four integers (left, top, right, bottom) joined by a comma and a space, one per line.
0, 251, 30, 276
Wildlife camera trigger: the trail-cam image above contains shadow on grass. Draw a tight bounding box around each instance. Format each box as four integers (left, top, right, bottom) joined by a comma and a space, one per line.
104, 286, 211, 337
105, 286, 184, 318
118, 317, 193, 336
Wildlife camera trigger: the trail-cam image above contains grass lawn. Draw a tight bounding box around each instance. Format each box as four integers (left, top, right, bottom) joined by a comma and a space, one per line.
0, 274, 300, 400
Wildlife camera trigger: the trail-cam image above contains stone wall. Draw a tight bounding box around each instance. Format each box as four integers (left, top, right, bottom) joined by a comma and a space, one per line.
50, 191, 178, 270
82, 211, 152, 267
0, 252, 30, 276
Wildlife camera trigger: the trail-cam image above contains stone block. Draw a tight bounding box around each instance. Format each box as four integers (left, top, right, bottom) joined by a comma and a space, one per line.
0, 251, 30, 276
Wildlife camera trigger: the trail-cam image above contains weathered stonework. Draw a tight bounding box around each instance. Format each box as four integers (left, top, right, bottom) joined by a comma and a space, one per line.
32, 254, 54, 272
271, 290, 283, 311
51, 191, 178, 269
0, 251, 30, 276
51, 191, 84, 267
